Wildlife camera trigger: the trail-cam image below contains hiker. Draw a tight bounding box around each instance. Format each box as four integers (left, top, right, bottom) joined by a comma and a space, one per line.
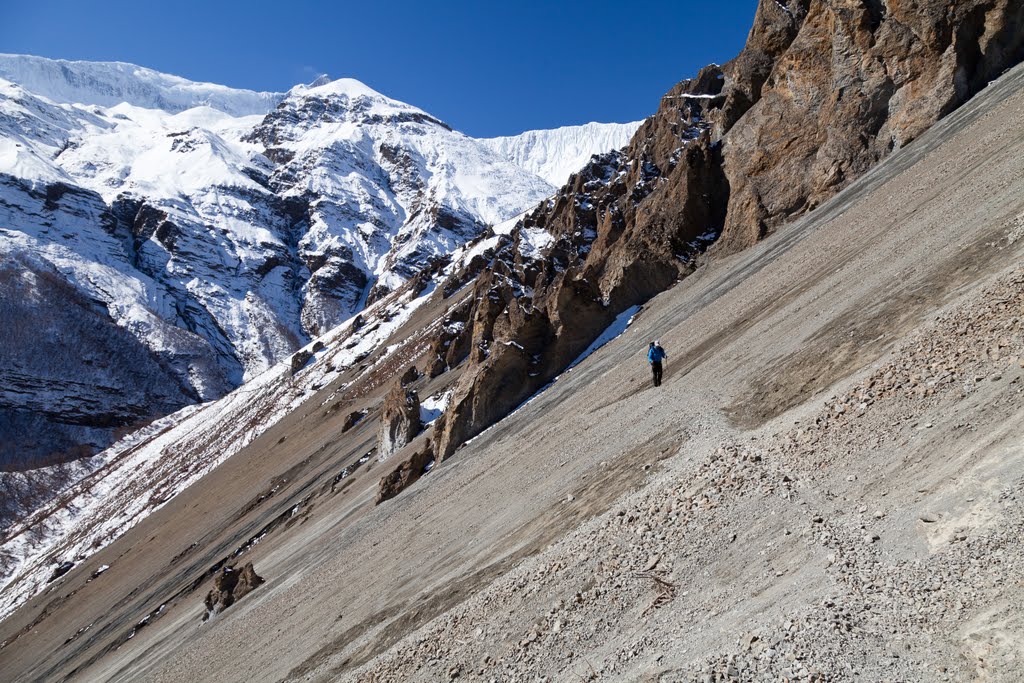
648, 340, 667, 387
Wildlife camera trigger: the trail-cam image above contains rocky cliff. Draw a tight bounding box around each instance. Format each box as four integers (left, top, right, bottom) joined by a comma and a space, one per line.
427, 0, 1024, 462
715, 0, 1024, 252
377, 384, 423, 460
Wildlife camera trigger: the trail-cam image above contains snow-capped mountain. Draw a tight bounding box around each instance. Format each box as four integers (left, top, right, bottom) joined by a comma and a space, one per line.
0, 53, 282, 116
480, 120, 642, 186
0, 55, 638, 469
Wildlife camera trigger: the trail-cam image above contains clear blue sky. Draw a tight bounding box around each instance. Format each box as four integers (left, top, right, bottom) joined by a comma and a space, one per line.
0, 0, 757, 137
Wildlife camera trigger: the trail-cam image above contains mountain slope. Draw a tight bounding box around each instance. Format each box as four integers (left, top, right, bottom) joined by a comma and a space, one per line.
0, 72, 504, 469
0, 57, 640, 469
429, 0, 1024, 464
2, 52, 1023, 683
0, 53, 283, 116
479, 120, 642, 186
4, 4, 1024, 676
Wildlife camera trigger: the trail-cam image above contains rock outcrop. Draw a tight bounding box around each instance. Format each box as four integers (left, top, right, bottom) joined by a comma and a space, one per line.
377, 384, 423, 460
426, 299, 475, 378
430, 0, 1024, 461
715, 0, 1024, 252
340, 410, 366, 433
432, 69, 729, 460
202, 562, 264, 620
375, 439, 435, 504
400, 366, 420, 386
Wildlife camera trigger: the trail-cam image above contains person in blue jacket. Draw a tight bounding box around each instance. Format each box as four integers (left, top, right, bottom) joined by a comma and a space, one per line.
648, 340, 667, 387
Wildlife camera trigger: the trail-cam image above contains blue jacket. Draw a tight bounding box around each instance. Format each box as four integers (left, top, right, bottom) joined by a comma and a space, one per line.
648, 346, 667, 363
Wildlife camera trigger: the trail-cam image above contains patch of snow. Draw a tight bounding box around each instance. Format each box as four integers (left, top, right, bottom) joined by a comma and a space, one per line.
566, 305, 641, 371
520, 227, 555, 260
0, 54, 282, 116
492, 211, 529, 237
419, 391, 451, 426
664, 93, 721, 100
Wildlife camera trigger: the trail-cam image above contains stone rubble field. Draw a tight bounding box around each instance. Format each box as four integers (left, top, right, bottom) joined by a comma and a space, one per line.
352, 270, 1024, 682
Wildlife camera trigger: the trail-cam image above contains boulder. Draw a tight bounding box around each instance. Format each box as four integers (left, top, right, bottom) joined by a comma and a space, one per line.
400, 366, 420, 386
203, 562, 264, 620
340, 410, 365, 433
375, 439, 435, 504
290, 349, 313, 375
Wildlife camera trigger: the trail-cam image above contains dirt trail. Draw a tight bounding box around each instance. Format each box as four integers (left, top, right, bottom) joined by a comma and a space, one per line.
3, 56, 1024, 683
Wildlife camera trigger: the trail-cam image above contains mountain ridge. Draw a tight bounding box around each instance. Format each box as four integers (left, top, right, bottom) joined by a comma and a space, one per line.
0, 53, 283, 116
0, 55, 642, 468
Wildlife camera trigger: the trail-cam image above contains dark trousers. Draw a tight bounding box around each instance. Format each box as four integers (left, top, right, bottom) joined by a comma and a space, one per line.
651, 361, 663, 387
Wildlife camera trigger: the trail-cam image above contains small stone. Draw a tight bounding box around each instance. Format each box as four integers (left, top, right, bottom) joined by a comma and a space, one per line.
864, 533, 880, 544
920, 513, 940, 523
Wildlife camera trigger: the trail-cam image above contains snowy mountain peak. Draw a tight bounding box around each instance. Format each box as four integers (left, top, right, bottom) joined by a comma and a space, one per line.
480, 120, 644, 186
300, 76, 381, 99
0, 54, 642, 471
0, 53, 283, 116
279, 75, 447, 130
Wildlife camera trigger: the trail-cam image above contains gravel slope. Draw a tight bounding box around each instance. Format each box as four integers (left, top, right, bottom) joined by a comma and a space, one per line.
3, 61, 1024, 683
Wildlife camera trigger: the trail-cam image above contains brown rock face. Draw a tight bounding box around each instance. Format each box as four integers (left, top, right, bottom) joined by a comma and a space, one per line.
375, 439, 434, 504
377, 383, 423, 459
400, 365, 420, 386
289, 342, 324, 376
715, 0, 1024, 252
340, 410, 365, 433
432, 69, 730, 460
425, 299, 474, 378
429, 0, 1024, 462
202, 562, 264, 619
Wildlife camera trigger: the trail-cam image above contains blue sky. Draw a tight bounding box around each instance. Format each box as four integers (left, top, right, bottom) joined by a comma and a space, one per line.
0, 1, 757, 137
